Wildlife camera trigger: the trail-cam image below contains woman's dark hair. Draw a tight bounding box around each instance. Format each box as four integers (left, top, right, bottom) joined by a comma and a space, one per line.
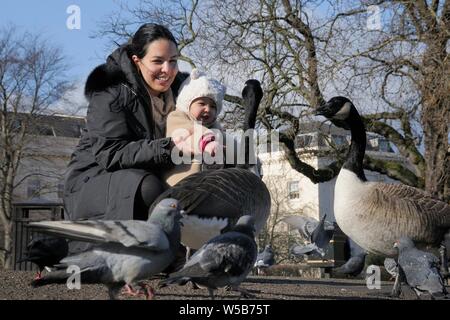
127, 23, 178, 59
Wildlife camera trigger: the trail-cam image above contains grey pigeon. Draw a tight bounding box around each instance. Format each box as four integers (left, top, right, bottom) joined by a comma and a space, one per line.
384, 258, 399, 280
255, 245, 275, 268
16, 235, 68, 279
159, 215, 257, 299
333, 238, 367, 277
282, 215, 321, 240
395, 237, 448, 299
29, 198, 184, 299
283, 214, 334, 257
254, 245, 275, 275
290, 243, 325, 258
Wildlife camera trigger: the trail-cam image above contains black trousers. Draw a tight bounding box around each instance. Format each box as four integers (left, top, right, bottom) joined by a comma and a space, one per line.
64, 169, 165, 221
64, 169, 165, 254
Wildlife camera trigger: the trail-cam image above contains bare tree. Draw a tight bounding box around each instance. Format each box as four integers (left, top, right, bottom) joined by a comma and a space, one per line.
0, 26, 73, 268
328, 0, 450, 200
100, 0, 449, 201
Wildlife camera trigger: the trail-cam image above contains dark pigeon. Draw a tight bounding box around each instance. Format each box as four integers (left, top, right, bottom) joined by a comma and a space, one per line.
311, 214, 334, 251
159, 215, 258, 299
333, 238, 367, 277
283, 214, 334, 257
28, 199, 184, 300
17, 235, 69, 279
254, 245, 275, 275
395, 237, 448, 299
290, 243, 324, 257
255, 245, 275, 268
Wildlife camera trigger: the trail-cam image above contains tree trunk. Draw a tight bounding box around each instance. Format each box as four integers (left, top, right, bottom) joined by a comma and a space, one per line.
3, 226, 12, 269
0, 218, 12, 269
421, 99, 449, 200
420, 42, 450, 200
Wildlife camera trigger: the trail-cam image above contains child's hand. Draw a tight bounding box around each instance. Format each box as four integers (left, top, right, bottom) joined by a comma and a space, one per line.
203, 141, 220, 157
172, 128, 198, 156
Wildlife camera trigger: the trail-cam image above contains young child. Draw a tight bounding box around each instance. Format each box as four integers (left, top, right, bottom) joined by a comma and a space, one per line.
163, 69, 226, 186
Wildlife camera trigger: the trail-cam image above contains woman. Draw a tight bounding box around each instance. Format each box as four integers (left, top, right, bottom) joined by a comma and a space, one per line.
64, 23, 195, 221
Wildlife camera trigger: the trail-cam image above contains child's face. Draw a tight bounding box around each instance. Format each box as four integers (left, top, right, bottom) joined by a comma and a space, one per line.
189, 97, 217, 125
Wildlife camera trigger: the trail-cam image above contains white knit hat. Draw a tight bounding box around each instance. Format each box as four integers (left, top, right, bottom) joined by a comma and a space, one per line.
176, 69, 226, 115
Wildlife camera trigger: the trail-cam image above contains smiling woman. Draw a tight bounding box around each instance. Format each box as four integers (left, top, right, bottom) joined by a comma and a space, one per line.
63, 23, 195, 225
131, 39, 179, 96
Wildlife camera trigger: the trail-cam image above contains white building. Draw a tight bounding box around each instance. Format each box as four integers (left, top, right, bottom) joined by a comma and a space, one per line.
13, 114, 85, 203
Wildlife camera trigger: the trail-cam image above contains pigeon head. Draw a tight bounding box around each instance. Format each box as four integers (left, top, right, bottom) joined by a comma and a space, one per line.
393, 237, 415, 251
236, 215, 255, 227
315, 96, 354, 129
148, 198, 185, 232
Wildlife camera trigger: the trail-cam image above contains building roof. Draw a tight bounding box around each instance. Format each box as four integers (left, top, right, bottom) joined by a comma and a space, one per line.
10, 113, 86, 138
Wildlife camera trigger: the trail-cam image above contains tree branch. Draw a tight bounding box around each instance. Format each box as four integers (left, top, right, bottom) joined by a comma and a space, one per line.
363, 154, 423, 187
363, 117, 426, 174
279, 132, 341, 184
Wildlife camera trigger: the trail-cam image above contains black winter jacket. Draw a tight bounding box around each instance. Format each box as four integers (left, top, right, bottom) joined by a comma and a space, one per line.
63, 45, 187, 219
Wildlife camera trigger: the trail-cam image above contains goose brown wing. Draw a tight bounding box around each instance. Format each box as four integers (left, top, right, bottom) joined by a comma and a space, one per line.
369, 183, 450, 229
151, 168, 270, 226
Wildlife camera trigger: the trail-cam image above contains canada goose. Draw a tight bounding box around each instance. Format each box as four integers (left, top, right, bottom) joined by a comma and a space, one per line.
149, 80, 270, 250
315, 96, 450, 258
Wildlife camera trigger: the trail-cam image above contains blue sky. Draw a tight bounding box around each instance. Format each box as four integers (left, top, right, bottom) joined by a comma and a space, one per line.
0, 0, 140, 82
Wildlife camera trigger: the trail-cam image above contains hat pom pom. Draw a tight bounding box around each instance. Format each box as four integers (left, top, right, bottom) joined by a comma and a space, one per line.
190, 68, 204, 80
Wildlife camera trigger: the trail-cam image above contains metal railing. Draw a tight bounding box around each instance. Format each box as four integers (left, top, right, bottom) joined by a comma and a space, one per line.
12, 200, 64, 271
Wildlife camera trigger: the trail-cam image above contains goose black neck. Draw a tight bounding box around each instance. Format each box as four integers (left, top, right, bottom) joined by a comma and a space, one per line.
343, 107, 367, 181
242, 102, 258, 167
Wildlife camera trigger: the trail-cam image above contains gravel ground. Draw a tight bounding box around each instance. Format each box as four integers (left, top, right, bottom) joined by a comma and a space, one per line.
0, 269, 427, 300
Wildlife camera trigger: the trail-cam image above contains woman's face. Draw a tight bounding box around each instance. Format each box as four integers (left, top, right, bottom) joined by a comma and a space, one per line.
133, 39, 179, 96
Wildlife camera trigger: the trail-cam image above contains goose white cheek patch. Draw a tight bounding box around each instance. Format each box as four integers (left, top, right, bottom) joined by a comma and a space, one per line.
333, 101, 352, 120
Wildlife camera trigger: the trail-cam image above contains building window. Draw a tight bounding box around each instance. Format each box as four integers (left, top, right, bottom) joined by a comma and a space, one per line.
296, 134, 313, 148
288, 181, 299, 199
27, 179, 41, 198
331, 134, 347, 146
378, 139, 392, 152
368, 137, 379, 151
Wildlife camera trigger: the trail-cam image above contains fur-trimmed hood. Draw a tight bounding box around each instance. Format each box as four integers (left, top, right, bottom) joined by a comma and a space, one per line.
84, 63, 127, 99
84, 45, 188, 100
